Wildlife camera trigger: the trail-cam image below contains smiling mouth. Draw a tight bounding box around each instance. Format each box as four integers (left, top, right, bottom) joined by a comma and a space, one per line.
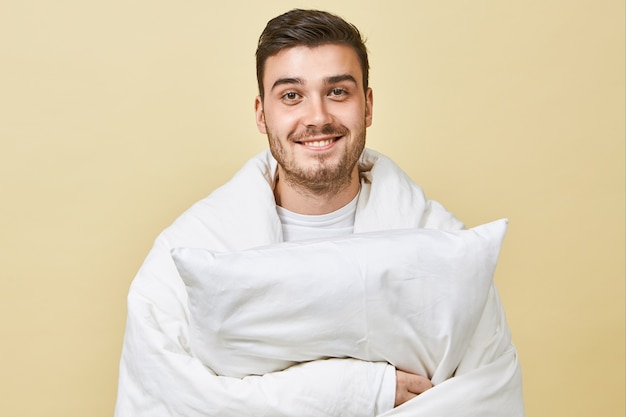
292, 126, 348, 148
296, 134, 345, 149
299, 138, 337, 147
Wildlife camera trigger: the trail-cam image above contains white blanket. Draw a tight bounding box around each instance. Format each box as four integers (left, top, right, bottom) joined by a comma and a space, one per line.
115, 149, 524, 417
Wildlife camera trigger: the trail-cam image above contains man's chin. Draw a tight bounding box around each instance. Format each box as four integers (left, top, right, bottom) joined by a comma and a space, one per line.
285, 163, 354, 190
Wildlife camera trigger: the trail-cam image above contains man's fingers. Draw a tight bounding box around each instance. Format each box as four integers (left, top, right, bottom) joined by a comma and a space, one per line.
406, 373, 433, 395
395, 370, 433, 407
395, 390, 417, 407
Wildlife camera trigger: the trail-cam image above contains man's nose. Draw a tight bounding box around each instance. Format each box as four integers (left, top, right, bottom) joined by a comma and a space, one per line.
303, 97, 332, 127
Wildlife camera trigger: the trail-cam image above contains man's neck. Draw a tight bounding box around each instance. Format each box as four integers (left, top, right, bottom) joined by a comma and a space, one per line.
273, 169, 361, 215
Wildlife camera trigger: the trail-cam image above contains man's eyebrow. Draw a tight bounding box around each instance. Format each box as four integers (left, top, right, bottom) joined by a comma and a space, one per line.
271, 77, 304, 91
270, 74, 358, 92
325, 74, 358, 86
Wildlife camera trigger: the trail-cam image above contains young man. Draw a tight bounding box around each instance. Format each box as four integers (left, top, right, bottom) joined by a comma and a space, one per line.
115, 9, 523, 416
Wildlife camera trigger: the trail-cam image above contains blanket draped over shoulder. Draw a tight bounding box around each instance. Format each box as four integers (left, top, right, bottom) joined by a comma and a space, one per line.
115, 149, 524, 417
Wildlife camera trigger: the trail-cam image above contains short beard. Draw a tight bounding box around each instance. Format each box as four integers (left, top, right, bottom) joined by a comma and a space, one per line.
267, 123, 366, 196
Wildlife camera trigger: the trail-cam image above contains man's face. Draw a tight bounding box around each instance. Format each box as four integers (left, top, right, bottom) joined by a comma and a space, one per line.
255, 44, 373, 192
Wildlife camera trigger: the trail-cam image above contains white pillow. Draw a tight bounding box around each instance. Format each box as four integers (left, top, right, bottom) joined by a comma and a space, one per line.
171, 219, 507, 380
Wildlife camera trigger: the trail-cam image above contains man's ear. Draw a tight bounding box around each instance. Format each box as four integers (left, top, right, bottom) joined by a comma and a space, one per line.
255, 96, 267, 134
365, 88, 373, 128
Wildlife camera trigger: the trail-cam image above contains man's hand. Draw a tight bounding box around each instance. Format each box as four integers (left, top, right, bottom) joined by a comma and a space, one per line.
395, 370, 433, 407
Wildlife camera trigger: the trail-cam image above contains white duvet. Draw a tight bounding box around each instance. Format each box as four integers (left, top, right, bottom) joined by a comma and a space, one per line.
115, 149, 524, 416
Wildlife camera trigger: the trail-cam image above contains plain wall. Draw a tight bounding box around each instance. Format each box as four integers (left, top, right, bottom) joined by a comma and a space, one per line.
1, 1, 624, 416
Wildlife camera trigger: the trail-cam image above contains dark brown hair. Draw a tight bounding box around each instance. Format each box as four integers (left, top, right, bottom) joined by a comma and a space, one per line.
256, 9, 369, 99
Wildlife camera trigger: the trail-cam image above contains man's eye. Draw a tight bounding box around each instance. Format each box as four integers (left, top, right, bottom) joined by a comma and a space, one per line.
329, 88, 348, 97
283, 92, 299, 100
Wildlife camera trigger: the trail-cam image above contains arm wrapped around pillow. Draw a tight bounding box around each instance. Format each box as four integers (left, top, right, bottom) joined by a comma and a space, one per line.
171, 219, 507, 382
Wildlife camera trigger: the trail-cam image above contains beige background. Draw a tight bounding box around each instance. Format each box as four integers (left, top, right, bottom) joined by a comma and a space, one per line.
1, 1, 623, 416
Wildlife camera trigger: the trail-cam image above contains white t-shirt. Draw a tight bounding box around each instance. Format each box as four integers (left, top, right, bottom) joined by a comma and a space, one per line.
276, 193, 359, 242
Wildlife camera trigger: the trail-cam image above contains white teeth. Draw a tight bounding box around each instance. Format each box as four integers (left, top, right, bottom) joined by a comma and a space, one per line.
308, 139, 333, 147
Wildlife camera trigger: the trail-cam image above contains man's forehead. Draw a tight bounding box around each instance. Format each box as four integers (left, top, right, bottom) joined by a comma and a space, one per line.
263, 44, 363, 86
